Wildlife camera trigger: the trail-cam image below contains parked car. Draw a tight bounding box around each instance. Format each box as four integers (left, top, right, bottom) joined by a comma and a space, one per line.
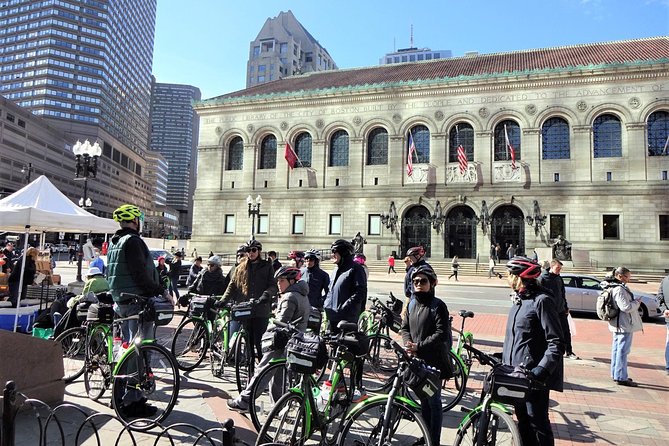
561, 273, 661, 321
149, 249, 192, 287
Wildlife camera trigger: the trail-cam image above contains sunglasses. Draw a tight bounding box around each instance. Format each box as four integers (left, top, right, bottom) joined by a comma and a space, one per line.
412, 277, 429, 286
246, 247, 258, 253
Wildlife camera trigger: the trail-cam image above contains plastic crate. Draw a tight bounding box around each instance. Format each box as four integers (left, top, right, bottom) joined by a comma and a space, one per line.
0, 305, 39, 332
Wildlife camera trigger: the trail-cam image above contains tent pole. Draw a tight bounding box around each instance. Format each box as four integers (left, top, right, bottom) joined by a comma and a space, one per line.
13, 225, 30, 332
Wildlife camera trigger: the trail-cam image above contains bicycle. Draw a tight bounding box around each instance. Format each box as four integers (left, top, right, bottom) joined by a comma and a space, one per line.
337, 338, 436, 446
255, 321, 367, 446
169, 294, 258, 392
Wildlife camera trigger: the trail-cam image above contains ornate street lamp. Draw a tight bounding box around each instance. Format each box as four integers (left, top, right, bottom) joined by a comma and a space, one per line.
72, 139, 101, 282
430, 200, 446, 233
21, 162, 34, 183
526, 200, 547, 236
380, 201, 398, 233
247, 194, 262, 239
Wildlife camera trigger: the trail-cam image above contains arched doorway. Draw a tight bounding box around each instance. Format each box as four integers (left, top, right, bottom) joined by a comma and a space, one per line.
445, 206, 477, 259
401, 205, 431, 257
491, 205, 525, 258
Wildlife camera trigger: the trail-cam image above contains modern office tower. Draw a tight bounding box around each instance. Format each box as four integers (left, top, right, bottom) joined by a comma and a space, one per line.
380, 47, 452, 65
246, 10, 337, 87
149, 82, 201, 238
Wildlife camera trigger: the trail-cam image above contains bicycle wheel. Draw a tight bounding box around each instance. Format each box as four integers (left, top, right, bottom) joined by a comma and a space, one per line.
234, 331, 254, 393
171, 318, 208, 371
111, 343, 180, 431
338, 399, 432, 446
256, 392, 308, 446
441, 350, 468, 412
84, 356, 110, 401
453, 406, 521, 446
362, 333, 398, 392
358, 311, 373, 333
55, 327, 87, 382
249, 361, 299, 431
209, 324, 227, 378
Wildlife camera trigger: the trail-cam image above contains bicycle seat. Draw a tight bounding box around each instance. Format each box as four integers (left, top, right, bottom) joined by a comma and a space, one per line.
459, 310, 475, 318
337, 321, 358, 333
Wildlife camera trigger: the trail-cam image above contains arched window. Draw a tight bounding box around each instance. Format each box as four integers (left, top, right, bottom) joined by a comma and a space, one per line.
367, 127, 388, 165
329, 130, 349, 166
593, 114, 622, 158
259, 135, 276, 169
409, 125, 430, 163
541, 117, 570, 159
295, 132, 312, 168
227, 136, 243, 170
647, 110, 669, 156
494, 120, 521, 162
448, 123, 474, 162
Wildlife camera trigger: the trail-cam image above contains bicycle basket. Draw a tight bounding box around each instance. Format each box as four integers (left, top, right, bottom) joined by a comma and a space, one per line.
341, 331, 370, 356
484, 364, 531, 404
76, 301, 94, 322
307, 307, 322, 332
231, 302, 253, 321
261, 327, 289, 354
403, 358, 441, 401
151, 295, 174, 326
86, 303, 115, 324
189, 296, 215, 318
286, 332, 328, 374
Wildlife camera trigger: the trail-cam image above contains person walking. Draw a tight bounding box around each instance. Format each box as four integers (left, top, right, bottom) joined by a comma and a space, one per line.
387, 255, 396, 274
656, 274, 669, 375
68, 245, 76, 265
601, 267, 643, 386
168, 251, 183, 303
487, 257, 497, 279
503, 256, 564, 446
448, 255, 460, 281
303, 249, 330, 310
540, 259, 579, 359
495, 243, 501, 263
506, 243, 515, 259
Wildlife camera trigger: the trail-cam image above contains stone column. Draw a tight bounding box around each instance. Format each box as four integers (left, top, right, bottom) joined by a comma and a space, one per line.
475, 130, 492, 185
311, 139, 326, 188
431, 132, 447, 185
349, 137, 364, 187
522, 128, 541, 186
242, 143, 256, 189
625, 122, 646, 181
389, 135, 405, 186
572, 125, 592, 181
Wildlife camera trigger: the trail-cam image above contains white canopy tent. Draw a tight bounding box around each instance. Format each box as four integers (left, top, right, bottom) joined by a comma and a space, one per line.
0, 175, 119, 331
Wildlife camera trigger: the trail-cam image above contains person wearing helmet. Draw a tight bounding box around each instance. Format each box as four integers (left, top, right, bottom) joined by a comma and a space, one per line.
188, 255, 226, 297
303, 249, 330, 309
288, 250, 306, 269
222, 238, 278, 359
404, 246, 431, 299
503, 256, 563, 446
323, 239, 367, 331
400, 265, 451, 446
228, 266, 310, 411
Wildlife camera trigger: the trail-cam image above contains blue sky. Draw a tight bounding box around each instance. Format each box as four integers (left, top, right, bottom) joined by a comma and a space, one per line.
152, 0, 669, 100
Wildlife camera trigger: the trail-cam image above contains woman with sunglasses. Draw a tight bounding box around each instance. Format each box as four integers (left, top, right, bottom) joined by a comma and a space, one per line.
221, 239, 278, 359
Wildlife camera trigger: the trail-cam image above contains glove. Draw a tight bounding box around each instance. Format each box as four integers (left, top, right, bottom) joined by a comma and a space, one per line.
530, 366, 549, 383
213, 299, 226, 309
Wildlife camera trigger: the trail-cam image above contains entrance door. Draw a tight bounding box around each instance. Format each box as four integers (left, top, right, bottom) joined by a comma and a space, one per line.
491, 205, 525, 258
445, 206, 477, 259
401, 205, 431, 257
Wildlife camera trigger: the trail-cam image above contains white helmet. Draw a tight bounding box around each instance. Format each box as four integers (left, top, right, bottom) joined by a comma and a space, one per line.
208, 255, 221, 266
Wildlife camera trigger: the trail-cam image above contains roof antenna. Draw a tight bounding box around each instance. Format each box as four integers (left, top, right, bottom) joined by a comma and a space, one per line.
393, 36, 396, 52
410, 24, 413, 48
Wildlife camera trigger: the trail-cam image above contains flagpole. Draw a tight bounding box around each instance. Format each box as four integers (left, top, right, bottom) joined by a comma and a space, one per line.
662, 134, 669, 155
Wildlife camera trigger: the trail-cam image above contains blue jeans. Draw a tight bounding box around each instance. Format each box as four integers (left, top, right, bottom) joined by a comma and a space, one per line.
611, 332, 634, 381
419, 387, 442, 446
170, 277, 180, 301
514, 388, 553, 446
115, 302, 154, 343
664, 320, 669, 370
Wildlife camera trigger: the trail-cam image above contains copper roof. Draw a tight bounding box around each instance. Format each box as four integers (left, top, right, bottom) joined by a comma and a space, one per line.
207, 37, 668, 103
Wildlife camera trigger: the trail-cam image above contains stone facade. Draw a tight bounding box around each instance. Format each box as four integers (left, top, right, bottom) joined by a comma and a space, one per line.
192, 40, 669, 270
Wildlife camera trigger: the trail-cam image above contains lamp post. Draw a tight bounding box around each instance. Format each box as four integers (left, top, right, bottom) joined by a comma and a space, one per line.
72, 139, 102, 282
247, 194, 262, 239
525, 200, 547, 236
21, 162, 34, 183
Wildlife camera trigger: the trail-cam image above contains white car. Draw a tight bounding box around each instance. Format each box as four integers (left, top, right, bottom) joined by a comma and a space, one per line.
560, 273, 661, 321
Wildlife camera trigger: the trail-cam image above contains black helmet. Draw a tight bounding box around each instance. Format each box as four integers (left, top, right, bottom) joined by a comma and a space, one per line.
411, 265, 438, 284
331, 239, 354, 256
274, 266, 302, 281
406, 246, 426, 258
506, 256, 542, 279
245, 239, 262, 251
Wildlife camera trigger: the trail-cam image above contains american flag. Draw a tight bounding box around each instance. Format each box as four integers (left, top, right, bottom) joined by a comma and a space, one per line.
407, 132, 417, 176
457, 144, 468, 174
504, 124, 517, 169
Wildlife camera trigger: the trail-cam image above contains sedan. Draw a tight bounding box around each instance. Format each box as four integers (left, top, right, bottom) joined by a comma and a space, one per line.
561, 273, 661, 321
149, 249, 192, 287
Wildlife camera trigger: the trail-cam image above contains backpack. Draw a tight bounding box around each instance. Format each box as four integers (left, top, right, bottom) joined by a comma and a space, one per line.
596, 285, 619, 321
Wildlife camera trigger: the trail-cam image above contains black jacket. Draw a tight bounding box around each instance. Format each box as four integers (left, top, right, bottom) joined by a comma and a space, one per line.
189, 268, 227, 296
303, 264, 330, 309
502, 283, 564, 391
222, 258, 277, 318
323, 256, 367, 322
169, 258, 182, 279
400, 291, 453, 378
538, 269, 568, 313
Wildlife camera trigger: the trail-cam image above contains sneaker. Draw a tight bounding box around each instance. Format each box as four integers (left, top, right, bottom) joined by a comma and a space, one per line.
227, 398, 249, 411
615, 379, 638, 387
565, 353, 580, 360
351, 389, 368, 403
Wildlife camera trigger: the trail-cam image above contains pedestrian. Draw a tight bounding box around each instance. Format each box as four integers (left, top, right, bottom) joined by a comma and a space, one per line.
188, 255, 226, 296
7, 247, 38, 307
68, 245, 76, 265
539, 259, 579, 359
387, 254, 396, 274
495, 243, 501, 263
656, 274, 669, 375
82, 238, 95, 267
267, 250, 282, 271
506, 243, 515, 259
186, 256, 203, 287
400, 265, 451, 446
404, 246, 431, 299
503, 256, 564, 446
191, 247, 198, 259
448, 255, 459, 281
156, 256, 170, 290
303, 249, 330, 309
227, 266, 310, 411
487, 257, 496, 279
169, 251, 182, 303
601, 267, 643, 386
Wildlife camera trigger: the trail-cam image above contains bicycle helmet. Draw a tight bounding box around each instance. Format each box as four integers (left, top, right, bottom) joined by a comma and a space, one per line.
288, 250, 305, 260
236, 245, 246, 255
506, 256, 542, 279
353, 253, 366, 265
411, 265, 438, 285
274, 266, 302, 282
245, 239, 263, 251
331, 239, 354, 256
112, 204, 142, 222
406, 246, 426, 258
208, 255, 221, 266
304, 249, 320, 261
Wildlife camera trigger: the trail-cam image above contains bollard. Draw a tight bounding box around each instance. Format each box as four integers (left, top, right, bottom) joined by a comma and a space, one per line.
221, 418, 235, 446
2, 381, 17, 446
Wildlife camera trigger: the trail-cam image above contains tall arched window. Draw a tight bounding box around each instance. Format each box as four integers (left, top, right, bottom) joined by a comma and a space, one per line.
295, 132, 312, 167
593, 114, 622, 158
494, 120, 521, 162
448, 123, 474, 162
647, 110, 669, 156
409, 125, 430, 163
227, 136, 243, 170
541, 117, 570, 159
367, 127, 388, 165
259, 135, 276, 169
329, 130, 349, 166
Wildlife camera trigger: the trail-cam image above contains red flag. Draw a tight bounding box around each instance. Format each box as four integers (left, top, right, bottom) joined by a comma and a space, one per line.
504, 125, 516, 169
457, 144, 468, 174
407, 132, 416, 176
284, 142, 298, 169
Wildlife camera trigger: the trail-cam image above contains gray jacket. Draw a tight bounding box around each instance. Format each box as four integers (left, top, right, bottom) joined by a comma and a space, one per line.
601, 280, 643, 333
274, 280, 311, 332
656, 275, 669, 322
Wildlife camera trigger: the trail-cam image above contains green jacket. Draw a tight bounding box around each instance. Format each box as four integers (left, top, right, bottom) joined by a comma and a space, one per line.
82, 276, 110, 296
106, 228, 161, 302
